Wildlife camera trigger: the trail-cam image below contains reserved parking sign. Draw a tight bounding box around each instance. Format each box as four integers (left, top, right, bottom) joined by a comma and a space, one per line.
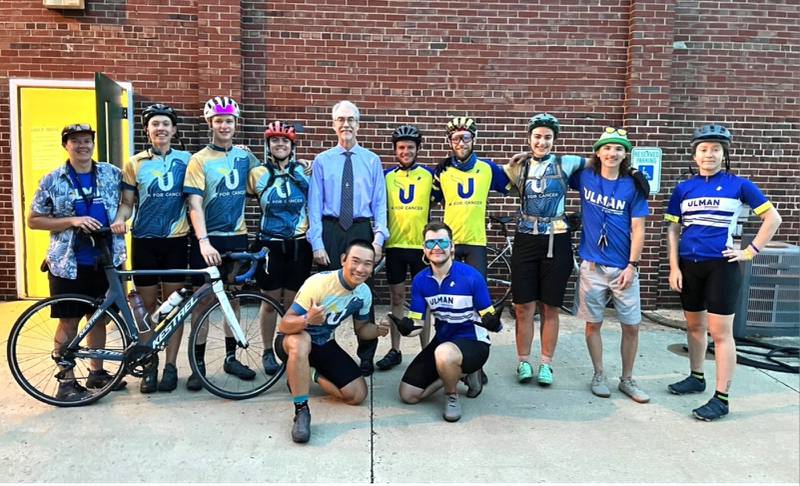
631, 147, 662, 195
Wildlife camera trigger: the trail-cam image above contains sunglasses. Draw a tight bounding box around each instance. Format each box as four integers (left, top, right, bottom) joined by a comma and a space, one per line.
450, 133, 474, 144
604, 127, 627, 136
423, 238, 452, 250
64, 124, 93, 132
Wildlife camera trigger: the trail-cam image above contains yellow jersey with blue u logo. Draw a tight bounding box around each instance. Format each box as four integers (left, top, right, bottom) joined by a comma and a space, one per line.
384, 164, 434, 249
183, 145, 260, 237
122, 148, 191, 238
288, 270, 372, 345
433, 154, 509, 246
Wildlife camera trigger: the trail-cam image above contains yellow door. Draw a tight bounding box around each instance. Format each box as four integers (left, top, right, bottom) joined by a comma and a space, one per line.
17, 85, 131, 298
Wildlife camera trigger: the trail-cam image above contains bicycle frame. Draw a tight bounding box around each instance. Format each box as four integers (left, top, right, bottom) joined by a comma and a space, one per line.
65, 264, 246, 365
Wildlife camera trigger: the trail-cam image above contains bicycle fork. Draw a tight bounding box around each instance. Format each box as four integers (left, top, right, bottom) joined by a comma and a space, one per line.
212, 280, 249, 348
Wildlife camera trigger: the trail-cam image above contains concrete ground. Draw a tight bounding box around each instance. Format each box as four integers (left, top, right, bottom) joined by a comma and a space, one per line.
1, 300, 798, 483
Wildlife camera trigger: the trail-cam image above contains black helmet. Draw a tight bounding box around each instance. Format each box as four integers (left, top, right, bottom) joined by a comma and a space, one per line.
392, 124, 422, 148
691, 124, 732, 147
527, 113, 560, 137
142, 103, 178, 127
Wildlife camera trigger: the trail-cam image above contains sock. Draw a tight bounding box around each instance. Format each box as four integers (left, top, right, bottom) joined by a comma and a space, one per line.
714, 390, 729, 404
225, 337, 236, 359
517, 356, 529, 363
293, 395, 309, 411
691, 371, 705, 382
193, 343, 206, 363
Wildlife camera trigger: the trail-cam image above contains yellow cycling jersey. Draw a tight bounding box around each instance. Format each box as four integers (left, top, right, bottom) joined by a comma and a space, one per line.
384, 164, 434, 249
183, 145, 260, 237
433, 155, 509, 246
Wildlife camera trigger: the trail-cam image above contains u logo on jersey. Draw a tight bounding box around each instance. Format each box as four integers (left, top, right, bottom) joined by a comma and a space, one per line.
457, 178, 474, 198
399, 184, 416, 204
224, 169, 240, 190
156, 171, 175, 191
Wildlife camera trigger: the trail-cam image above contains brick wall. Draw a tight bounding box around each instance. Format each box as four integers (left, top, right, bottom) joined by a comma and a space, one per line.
1, 0, 797, 307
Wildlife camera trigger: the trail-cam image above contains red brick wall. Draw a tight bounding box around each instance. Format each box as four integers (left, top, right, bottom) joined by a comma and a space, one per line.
1, 0, 797, 308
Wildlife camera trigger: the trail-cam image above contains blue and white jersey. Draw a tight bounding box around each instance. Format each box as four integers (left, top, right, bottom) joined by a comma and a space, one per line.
665, 171, 772, 261
248, 161, 309, 240
408, 261, 495, 344
123, 148, 191, 238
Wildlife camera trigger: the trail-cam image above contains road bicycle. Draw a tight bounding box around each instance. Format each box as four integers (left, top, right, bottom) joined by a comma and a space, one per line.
7, 228, 286, 407
486, 213, 582, 316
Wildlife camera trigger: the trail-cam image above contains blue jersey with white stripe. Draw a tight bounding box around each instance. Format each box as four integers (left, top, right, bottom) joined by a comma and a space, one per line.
665, 171, 772, 261
408, 261, 494, 344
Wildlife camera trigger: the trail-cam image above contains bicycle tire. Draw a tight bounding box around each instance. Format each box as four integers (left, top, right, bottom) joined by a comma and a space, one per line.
486, 247, 512, 308
188, 291, 286, 400
7, 294, 129, 407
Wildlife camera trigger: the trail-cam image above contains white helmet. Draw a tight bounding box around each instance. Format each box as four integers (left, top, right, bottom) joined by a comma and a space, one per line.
203, 96, 240, 121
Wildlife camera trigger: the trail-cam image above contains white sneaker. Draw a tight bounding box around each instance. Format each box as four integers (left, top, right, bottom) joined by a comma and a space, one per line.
619, 377, 650, 403
591, 372, 611, 398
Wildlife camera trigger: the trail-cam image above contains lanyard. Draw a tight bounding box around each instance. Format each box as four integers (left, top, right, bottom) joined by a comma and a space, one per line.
66, 161, 98, 210
597, 174, 621, 251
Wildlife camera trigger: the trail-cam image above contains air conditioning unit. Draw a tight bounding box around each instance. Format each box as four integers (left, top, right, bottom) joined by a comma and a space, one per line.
733, 241, 800, 338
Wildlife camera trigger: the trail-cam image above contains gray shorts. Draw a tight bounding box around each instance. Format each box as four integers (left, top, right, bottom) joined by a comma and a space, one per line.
577, 260, 642, 326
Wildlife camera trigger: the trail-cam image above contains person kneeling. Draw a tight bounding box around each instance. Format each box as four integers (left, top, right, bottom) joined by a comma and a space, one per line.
396, 222, 503, 422
276, 240, 389, 443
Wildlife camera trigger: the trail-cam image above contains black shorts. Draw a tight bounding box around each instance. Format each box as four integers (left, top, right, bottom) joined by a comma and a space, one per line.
254, 238, 313, 292
679, 258, 743, 315
48, 266, 110, 319
401, 337, 490, 389
511, 232, 573, 307
454, 244, 487, 278
384, 247, 426, 285
274, 334, 362, 389
189, 234, 249, 287
132, 236, 189, 286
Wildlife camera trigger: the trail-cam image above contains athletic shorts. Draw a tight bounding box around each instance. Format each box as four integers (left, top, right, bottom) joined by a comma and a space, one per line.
48, 265, 110, 319
253, 238, 313, 292
679, 258, 743, 315
274, 334, 362, 389
401, 336, 490, 389
454, 244, 487, 278
189, 234, 249, 287
384, 247, 426, 285
132, 236, 189, 286
577, 260, 642, 325
511, 232, 573, 306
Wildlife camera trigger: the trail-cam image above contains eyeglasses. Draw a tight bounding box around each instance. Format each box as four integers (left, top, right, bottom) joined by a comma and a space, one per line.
423, 238, 452, 250
450, 133, 474, 144
334, 116, 357, 125
604, 127, 627, 136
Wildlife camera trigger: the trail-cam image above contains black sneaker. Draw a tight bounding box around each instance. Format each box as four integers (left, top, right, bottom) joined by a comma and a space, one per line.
158, 363, 178, 392
262, 349, 281, 376
224, 356, 256, 380
86, 369, 127, 391
376, 349, 402, 371
692, 396, 729, 421
668, 375, 706, 395
359, 358, 374, 377
140, 360, 159, 394
56, 380, 90, 402
186, 361, 206, 391
464, 369, 484, 398
292, 405, 311, 443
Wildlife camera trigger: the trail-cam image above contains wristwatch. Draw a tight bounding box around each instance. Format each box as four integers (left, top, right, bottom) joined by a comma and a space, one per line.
628, 261, 639, 268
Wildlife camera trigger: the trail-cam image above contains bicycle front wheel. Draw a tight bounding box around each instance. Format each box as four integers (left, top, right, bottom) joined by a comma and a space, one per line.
7, 294, 129, 407
486, 247, 512, 308
188, 292, 286, 400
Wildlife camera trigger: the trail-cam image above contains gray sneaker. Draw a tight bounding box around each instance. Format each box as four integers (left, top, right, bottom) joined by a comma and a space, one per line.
591, 372, 611, 398
464, 369, 484, 398
619, 377, 650, 403
443, 394, 462, 422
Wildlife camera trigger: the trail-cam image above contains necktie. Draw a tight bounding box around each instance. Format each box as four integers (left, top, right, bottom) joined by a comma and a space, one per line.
339, 151, 354, 230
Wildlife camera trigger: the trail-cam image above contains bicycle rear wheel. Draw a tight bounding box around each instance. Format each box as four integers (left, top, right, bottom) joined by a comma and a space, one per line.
486, 247, 512, 308
7, 294, 129, 407
188, 292, 286, 400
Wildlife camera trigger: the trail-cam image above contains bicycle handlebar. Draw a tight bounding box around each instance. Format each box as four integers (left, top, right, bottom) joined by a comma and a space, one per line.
221, 247, 269, 284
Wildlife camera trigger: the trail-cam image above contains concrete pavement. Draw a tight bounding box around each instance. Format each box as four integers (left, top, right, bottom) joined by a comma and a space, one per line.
1, 300, 798, 483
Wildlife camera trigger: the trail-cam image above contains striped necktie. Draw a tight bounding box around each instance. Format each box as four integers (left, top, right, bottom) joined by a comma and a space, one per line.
339, 151, 354, 230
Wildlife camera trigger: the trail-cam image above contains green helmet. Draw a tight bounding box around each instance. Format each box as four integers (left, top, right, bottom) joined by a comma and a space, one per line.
527, 113, 560, 137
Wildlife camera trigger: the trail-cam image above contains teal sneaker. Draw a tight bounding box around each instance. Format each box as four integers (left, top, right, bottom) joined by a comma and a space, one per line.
517, 361, 533, 384
537, 364, 553, 386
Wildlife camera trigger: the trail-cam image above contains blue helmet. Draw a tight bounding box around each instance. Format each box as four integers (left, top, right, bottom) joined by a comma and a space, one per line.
691, 124, 732, 147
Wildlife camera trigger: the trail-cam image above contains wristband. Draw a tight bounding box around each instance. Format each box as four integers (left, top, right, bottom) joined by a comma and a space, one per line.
748, 243, 760, 254
628, 261, 639, 268
198, 235, 209, 242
